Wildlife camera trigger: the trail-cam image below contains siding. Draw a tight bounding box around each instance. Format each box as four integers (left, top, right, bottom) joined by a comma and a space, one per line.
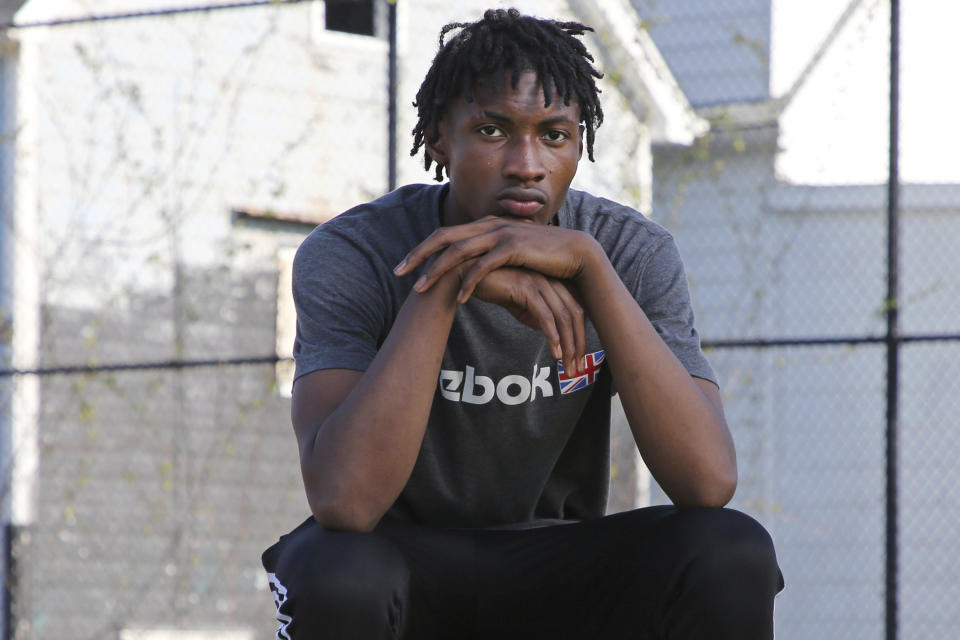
9, 2, 384, 637
14, 266, 301, 638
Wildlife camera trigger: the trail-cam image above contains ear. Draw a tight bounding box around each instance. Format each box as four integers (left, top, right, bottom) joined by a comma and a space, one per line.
578, 124, 585, 160
425, 123, 449, 169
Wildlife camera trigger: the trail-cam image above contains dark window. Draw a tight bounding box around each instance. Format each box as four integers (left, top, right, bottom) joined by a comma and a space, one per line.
325, 0, 375, 36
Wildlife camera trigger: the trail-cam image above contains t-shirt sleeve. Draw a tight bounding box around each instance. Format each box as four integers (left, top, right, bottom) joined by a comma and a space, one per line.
633, 235, 718, 387
291, 228, 388, 380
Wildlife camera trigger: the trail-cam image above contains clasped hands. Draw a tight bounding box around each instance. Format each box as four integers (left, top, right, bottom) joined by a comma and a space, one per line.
394, 216, 600, 376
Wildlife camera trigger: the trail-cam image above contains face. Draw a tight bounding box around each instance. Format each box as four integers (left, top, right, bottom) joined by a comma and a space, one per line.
426, 71, 583, 226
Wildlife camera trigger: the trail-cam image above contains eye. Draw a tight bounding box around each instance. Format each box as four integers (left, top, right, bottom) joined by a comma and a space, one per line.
543, 129, 570, 143
478, 125, 504, 137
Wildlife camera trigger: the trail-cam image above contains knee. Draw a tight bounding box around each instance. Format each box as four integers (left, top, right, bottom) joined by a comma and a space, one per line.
680, 508, 783, 595
690, 508, 776, 561
273, 526, 410, 639
294, 533, 408, 609
657, 508, 782, 637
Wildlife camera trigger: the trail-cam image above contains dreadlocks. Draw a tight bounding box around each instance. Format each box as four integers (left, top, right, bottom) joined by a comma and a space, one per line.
411, 8, 605, 182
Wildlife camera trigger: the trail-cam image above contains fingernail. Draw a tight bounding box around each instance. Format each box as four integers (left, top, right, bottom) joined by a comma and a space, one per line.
414, 275, 427, 291
393, 259, 407, 274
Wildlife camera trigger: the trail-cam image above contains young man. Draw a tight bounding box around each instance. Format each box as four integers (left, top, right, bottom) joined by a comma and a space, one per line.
262, 8, 783, 639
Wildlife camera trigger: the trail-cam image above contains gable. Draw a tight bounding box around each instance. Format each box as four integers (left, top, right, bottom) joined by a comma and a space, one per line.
1, 0, 28, 23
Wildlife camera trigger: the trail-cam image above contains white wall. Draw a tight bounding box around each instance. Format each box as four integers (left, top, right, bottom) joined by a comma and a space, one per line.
11, 0, 658, 322
12, 1, 387, 321
1, 1, 690, 635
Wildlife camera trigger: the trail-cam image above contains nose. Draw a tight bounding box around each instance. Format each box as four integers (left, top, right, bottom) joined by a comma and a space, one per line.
503, 136, 545, 183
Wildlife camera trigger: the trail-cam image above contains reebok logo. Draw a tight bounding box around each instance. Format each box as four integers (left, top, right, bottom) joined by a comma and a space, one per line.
439, 364, 554, 406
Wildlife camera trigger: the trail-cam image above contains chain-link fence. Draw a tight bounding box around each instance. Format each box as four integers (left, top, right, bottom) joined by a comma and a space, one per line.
637, 1, 960, 638
0, 1, 957, 638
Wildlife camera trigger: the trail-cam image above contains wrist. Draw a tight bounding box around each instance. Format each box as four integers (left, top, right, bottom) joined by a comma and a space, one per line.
411, 260, 464, 313
573, 234, 607, 287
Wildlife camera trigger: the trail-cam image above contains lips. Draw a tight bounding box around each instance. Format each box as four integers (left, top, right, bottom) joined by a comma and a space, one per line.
496, 188, 546, 218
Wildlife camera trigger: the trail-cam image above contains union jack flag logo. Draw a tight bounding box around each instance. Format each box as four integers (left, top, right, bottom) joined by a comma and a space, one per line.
557, 349, 605, 395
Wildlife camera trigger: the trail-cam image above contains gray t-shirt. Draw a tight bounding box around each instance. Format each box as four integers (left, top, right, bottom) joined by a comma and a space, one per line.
292, 183, 716, 528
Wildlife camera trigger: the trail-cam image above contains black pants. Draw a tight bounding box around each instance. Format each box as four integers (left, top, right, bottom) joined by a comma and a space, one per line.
262, 506, 784, 639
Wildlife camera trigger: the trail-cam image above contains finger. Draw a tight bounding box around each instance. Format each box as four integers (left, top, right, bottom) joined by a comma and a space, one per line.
552, 281, 586, 373
414, 233, 500, 294
393, 228, 453, 276
394, 217, 505, 276
525, 290, 562, 360
456, 248, 515, 303
538, 279, 578, 375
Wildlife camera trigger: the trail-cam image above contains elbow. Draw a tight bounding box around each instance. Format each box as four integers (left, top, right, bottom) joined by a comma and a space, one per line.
702, 471, 737, 507
700, 461, 738, 507
672, 466, 738, 509
309, 493, 384, 533
690, 440, 738, 508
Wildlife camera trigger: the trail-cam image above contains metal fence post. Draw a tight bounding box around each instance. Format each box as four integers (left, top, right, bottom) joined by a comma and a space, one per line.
885, 1, 901, 639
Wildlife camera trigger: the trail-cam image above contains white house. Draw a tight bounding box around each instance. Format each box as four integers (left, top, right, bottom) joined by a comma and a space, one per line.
0, 1, 704, 637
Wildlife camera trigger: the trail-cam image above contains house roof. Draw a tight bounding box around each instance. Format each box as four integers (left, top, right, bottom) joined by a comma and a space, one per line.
566, 0, 707, 145
1, 0, 29, 24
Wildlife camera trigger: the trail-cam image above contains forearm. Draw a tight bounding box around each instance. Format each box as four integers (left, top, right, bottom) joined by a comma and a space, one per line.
301, 272, 460, 531
576, 240, 737, 507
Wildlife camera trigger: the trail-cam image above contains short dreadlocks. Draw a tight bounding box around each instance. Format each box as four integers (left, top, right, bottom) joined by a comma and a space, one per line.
411, 8, 605, 181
